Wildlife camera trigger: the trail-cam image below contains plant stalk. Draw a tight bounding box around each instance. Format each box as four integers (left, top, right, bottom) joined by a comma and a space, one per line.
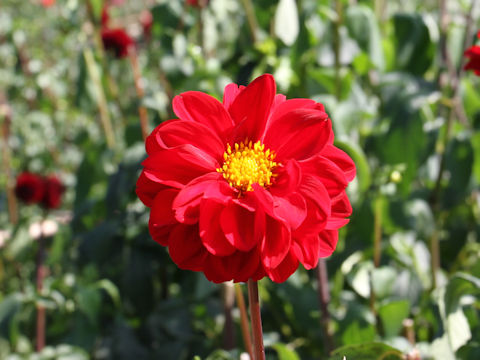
0, 95, 18, 224
235, 283, 254, 359
128, 46, 149, 141
222, 282, 236, 350
247, 279, 265, 360
316, 259, 334, 354
35, 221, 47, 352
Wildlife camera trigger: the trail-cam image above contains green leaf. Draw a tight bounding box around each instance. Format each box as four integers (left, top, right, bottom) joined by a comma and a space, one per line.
95, 279, 121, 309
393, 14, 437, 75
272, 343, 301, 360
444, 273, 480, 314
345, 5, 384, 70
378, 300, 410, 338
274, 0, 299, 46
330, 342, 403, 360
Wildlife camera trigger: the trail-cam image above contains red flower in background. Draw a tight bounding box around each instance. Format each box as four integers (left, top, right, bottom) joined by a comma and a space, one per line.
464, 31, 480, 76
41, 176, 65, 210
140, 10, 153, 38
186, 0, 209, 7
101, 28, 134, 58
41, 0, 55, 7
101, 6, 110, 27
15, 172, 45, 205
136, 74, 355, 283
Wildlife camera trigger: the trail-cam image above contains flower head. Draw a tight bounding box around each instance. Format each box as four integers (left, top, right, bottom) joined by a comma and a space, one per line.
41, 176, 65, 210
464, 31, 480, 76
15, 172, 45, 205
136, 74, 355, 283
101, 28, 134, 58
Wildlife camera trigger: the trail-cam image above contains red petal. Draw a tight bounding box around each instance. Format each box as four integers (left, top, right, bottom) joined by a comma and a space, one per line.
300, 156, 348, 198
168, 224, 208, 271
142, 145, 218, 188
325, 192, 352, 230
297, 175, 331, 232
199, 200, 236, 256
263, 106, 331, 161
148, 189, 178, 246
229, 74, 276, 142
272, 193, 306, 230
260, 216, 291, 269
173, 91, 234, 139
265, 248, 299, 283
220, 202, 265, 251
269, 159, 302, 197
318, 230, 339, 257
174, 173, 233, 222
173, 172, 231, 224
155, 119, 225, 160
135, 171, 167, 207
321, 144, 356, 182
203, 255, 231, 283
292, 235, 320, 269
223, 83, 242, 109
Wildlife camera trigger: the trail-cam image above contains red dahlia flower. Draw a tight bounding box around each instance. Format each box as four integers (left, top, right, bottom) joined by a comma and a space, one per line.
464, 31, 480, 76
15, 172, 45, 205
41, 176, 65, 210
101, 28, 134, 58
136, 74, 355, 283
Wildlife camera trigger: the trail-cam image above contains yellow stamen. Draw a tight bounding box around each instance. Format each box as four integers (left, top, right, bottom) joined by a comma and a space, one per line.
217, 139, 277, 192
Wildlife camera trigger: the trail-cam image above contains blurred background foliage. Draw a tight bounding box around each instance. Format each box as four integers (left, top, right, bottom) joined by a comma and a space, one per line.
1, 0, 480, 359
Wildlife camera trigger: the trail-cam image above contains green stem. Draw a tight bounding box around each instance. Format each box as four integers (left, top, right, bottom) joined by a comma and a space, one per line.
240, 0, 259, 44
316, 259, 334, 354
248, 280, 265, 360
83, 49, 115, 148
235, 283, 254, 359
333, 0, 342, 100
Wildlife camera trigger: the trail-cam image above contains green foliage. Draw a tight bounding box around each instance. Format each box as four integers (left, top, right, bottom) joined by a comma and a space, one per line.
1, 0, 479, 359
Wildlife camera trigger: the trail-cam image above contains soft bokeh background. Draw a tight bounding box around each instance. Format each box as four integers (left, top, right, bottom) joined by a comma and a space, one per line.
1, 0, 480, 359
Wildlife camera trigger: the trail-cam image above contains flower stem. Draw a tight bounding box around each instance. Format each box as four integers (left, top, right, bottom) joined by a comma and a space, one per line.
222, 282, 236, 350
240, 0, 259, 44
247, 279, 265, 360
0, 94, 18, 225
316, 259, 334, 354
235, 283, 253, 359
128, 46, 149, 141
35, 219, 47, 352
333, 0, 343, 100
83, 49, 116, 148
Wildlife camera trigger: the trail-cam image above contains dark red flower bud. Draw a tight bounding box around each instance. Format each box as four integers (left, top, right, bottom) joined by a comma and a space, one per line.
15, 172, 45, 205
464, 31, 480, 76
41, 176, 65, 210
186, 0, 209, 8
101, 6, 110, 27
101, 28, 134, 58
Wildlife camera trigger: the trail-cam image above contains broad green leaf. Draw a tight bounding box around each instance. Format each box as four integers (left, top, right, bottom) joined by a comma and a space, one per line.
378, 300, 410, 338
96, 279, 121, 308
330, 342, 403, 360
272, 343, 301, 360
393, 14, 437, 75
345, 5, 384, 70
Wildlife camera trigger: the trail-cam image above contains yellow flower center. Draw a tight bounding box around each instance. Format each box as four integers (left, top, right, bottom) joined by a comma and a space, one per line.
217, 139, 277, 192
